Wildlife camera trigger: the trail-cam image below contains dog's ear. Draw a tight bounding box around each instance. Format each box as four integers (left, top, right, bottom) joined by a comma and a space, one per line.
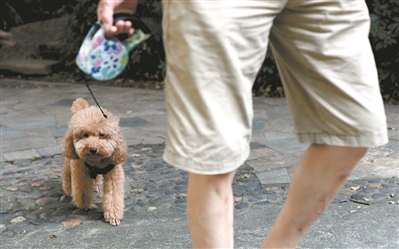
110, 131, 128, 165
71, 98, 89, 116
62, 128, 79, 159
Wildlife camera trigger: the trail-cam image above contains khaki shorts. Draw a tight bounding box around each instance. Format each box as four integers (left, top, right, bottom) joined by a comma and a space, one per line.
161, 0, 388, 175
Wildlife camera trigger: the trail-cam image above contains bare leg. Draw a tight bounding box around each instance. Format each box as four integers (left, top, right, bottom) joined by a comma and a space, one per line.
261, 144, 367, 248
187, 171, 236, 248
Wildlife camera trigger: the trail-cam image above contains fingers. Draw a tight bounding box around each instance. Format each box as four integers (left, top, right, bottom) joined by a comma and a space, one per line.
114, 20, 135, 36
97, 0, 136, 37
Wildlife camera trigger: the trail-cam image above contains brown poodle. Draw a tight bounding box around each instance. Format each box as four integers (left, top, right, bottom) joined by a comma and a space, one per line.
62, 98, 127, 226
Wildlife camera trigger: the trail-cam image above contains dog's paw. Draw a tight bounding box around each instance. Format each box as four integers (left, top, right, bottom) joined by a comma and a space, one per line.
108, 218, 121, 226
93, 185, 102, 193
87, 203, 98, 210
104, 212, 122, 226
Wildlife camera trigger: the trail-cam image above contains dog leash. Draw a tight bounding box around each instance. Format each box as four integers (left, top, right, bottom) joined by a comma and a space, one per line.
83, 76, 108, 119
75, 14, 150, 120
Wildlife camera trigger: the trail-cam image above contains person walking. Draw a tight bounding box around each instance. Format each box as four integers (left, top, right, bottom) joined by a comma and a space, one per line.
97, 1, 388, 248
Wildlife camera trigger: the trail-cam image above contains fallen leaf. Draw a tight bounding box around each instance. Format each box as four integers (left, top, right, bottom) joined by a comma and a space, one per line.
61, 218, 83, 227
131, 164, 141, 169
357, 206, 361, 209
236, 174, 250, 181
350, 186, 360, 191
176, 193, 187, 199
10, 216, 26, 224
147, 207, 157, 211
141, 147, 152, 151
369, 183, 381, 189
126, 110, 132, 114
363, 197, 371, 202
348, 210, 357, 213
131, 189, 144, 193
234, 196, 243, 203
266, 186, 279, 192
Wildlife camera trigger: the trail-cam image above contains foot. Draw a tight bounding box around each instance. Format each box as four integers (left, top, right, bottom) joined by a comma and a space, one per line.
104, 212, 122, 226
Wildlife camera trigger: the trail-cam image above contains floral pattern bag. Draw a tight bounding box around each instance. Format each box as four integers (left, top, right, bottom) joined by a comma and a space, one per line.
76, 17, 150, 81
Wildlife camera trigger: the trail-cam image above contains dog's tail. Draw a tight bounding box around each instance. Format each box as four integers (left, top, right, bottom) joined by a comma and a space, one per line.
71, 98, 89, 115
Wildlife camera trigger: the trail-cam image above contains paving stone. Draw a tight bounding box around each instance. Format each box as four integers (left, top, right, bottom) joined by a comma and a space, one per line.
263, 131, 297, 141
247, 147, 279, 161
47, 125, 68, 137
0, 59, 61, 75
38, 146, 62, 157
119, 117, 153, 128
235, 203, 249, 209
52, 209, 72, 217
252, 118, 268, 132
10, 216, 26, 224
1, 126, 27, 139
247, 154, 300, 172
51, 98, 76, 106
35, 198, 51, 206
3, 149, 41, 161
0, 106, 398, 241
255, 200, 272, 206
132, 205, 145, 213
2, 230, 14, 237
88, 211, 102, 220
9, 201, 22, 211
70, 208, 87, 216
3, 135, 57, 153
372, 193, 389, 200
351, 192, 368, 201
256, 168, 291, 185
0, 224, 6, 233
265, 138, 309, 155
28, 218, 45, 226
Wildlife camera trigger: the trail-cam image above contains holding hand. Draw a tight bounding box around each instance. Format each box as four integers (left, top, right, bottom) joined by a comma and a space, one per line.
97, 0, 138, 36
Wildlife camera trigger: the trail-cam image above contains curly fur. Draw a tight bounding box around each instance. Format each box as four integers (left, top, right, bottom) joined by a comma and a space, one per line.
62, 98, 127, 226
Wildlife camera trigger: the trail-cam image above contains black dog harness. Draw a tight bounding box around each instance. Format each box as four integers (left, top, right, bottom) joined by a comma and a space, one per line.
85, 162, 115, 179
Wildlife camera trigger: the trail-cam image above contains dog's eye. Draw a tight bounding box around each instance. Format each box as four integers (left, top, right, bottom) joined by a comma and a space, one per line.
83, 133, 89, 138
99, 133, 105, 138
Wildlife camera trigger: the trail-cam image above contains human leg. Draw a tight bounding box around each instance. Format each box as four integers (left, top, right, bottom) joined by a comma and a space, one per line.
186, 171, 236, 248
161, 1, 287, 247
261, 145, 367, 248
260, 1, 388, 247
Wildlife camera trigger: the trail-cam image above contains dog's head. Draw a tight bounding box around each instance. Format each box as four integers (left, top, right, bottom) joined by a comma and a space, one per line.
62, 98, 127, 166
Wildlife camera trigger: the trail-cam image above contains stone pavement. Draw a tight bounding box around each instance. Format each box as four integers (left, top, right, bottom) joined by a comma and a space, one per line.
1, 79, 398, 248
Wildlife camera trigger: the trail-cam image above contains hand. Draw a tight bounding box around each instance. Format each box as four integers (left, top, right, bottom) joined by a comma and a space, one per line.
97, 0, 139, 36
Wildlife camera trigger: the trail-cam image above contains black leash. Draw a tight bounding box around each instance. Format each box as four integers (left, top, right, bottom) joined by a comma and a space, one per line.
83, 77, 107, 119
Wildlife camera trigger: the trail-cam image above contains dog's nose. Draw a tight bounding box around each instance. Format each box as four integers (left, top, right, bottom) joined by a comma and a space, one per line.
89, 148, 97, 154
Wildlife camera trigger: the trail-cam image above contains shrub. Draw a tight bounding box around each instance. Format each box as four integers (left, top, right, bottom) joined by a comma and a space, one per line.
367, 0, 399, 101
4, 0, 399, 100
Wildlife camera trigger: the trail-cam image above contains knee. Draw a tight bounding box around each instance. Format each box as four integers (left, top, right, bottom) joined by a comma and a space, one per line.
188, 171, 236, 199
351, 147, 368, 160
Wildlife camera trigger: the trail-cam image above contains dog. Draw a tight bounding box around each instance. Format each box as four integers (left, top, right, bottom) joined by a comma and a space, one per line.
62, 98, 127, 226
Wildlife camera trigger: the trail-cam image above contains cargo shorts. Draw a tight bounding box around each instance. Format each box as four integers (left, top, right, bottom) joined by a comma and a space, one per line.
161, 0, 389, 174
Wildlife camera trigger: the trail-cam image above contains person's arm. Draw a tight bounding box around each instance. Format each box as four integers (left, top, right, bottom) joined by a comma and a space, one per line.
97, 0, 139, 36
